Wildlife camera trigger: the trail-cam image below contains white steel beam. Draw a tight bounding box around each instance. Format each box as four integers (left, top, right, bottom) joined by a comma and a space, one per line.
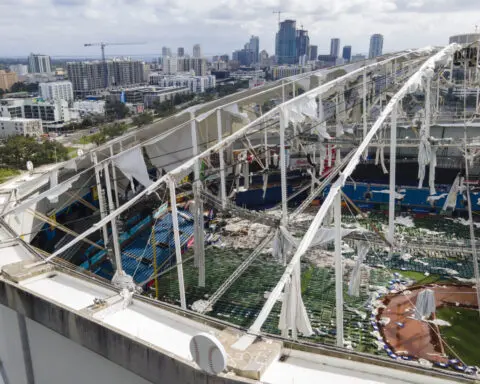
334, 192, 344, 347
236, 44, 458, 347
92, 153, 109, 247
279, 108, 288, 227
169, 178, 187, 309
35, 48, 439, 269
217, 109, 227, 209
388, 105, 397, 245
103, 163, 123, 274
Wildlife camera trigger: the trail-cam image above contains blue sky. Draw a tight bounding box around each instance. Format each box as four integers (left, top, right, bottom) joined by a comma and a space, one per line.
1, 0, 479, 58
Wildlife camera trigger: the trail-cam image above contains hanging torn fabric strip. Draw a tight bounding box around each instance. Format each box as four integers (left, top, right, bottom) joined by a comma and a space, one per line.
278, 261, 314, 336
114, 147, 153, 188
49, 170, 59, 204
46, 175, 80, 203
348, 241, 370, 297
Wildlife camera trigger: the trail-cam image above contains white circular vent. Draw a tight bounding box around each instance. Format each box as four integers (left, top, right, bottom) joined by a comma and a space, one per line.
189, 333, 227, 375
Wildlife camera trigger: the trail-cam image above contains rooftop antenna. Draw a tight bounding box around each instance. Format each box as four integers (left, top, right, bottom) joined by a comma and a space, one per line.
273, 10, 282, 24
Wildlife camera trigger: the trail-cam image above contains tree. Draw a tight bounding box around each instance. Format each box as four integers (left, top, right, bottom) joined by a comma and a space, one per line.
132, 113, 154, 127
10, 82, 38, 93
0, 136, 69, 169
0, 89, 4, 98
105, 99, 130, 120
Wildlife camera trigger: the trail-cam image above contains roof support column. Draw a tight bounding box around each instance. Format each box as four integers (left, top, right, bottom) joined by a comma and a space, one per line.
476, 44, 479, 113
104, 162, 134, 288
92, 152, 109, 247
334, 192, 344, 347
388, 104, 397, 246
216, 109, 227, 209
109, 145, 120, 209
190, 112, 205, 286
363, 68, 368, 158
169, 178, 187, 309
279, 108, 288, 234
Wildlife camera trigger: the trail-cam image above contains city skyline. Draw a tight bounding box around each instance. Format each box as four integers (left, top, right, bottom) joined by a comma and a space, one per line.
1, 0, 479, 58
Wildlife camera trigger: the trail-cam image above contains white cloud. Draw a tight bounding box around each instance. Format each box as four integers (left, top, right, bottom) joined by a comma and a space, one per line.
0, 0, 479, 58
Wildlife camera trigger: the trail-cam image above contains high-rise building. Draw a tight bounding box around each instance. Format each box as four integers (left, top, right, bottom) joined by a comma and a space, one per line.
342, 46, 352, 63
177, 47, 185, 57
39, 81, 74, 103
249, 36, 260, 64
275, 20, 297, 65
161, 47, 171, 58
28, 54, 52, 73
66, 59, 147, 97
163, 56, 178, 75
309, 45, 318, 61
220, 54, 229, 62
0, 70, 18, 91
193, 44, 202, 58
191, 58, 207, 76
296, 29, 309, 64
9, 64, 28, 76
369, 34, 384, 59
330, 38, 340, 58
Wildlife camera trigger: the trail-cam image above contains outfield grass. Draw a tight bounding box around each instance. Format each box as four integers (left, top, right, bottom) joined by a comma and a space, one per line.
437, 306, 480, 366
391, 269, 445, 285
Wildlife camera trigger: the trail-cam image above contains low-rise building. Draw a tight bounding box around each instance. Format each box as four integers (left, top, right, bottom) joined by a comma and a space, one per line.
0, 117, 43, 138
72, 100, 106, 117
0, 70, 18, 91
149, 74, 216, 93
269, 65, 313, 80
109, 86, 191, 108
9, 64, 28, 76
39, 81, 74, 103
0, 98, 72, 132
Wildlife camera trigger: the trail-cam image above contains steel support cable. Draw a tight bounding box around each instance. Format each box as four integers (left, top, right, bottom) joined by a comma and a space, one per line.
37, 51, 432, 267
235, 45, 458, 345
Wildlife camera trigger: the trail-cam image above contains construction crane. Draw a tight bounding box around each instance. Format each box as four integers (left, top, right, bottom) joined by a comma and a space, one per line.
272, 10, 282, 24
84, 42, 145, 88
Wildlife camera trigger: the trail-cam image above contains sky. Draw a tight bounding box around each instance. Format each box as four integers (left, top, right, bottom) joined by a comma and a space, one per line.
1, 0, 479, 59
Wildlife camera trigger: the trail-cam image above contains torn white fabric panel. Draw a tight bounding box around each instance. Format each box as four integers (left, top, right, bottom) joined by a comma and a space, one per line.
114, 147, 153, 188
327, 145, 332, 167
348, 241, 370, 297
296, 77, 311, 92
224, 103, 250, 123
414, 289, 436, 319
417, 139, 432, 188
429, 146, 437, 195
442, 174, 461, 211
46, 175, 80, 203
49, 170, 59, 204
278, 262, 313, 336
380, 146, 388, 174
63, 159, 77, 172
309, 227, 359, 247
145, 124, 193, 172
262, 173, 268, 199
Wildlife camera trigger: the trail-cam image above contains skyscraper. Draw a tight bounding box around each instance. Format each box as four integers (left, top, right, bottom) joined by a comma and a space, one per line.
296, 29, 310, 64
177, 47, 185, 57
309, 45, 318, 61
369, 34, 384, 59
249, 36, 260, 64
161, 47, 171, 58
275, 20, 297, 65
330, 39, 340, 58
193, 44, 202, 58
342, 46, 352, 63
28, 54, 52, 73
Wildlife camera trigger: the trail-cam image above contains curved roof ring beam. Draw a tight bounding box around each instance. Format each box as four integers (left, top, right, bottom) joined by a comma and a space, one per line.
233, 43, 460, 351
28, 46, 441, 269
